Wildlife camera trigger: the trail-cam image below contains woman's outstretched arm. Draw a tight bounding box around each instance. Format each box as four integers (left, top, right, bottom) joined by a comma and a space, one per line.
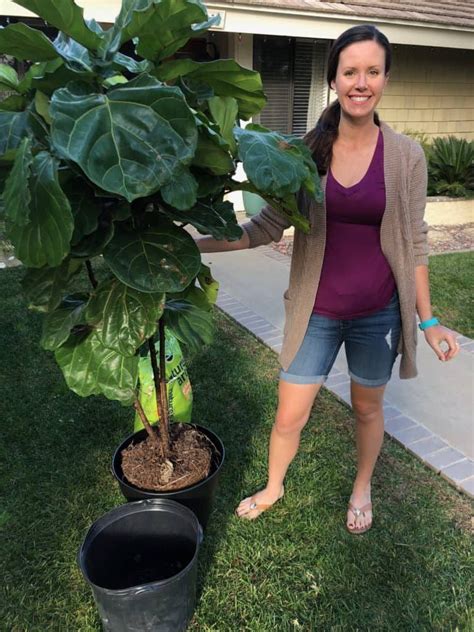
196, 231, 250, 253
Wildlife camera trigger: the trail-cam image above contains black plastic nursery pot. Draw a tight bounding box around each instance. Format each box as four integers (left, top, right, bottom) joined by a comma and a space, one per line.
78, 499, 202, 632
112, 424, 225, 529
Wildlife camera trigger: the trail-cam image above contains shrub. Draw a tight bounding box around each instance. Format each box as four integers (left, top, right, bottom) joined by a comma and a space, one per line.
427, 136, 474, 198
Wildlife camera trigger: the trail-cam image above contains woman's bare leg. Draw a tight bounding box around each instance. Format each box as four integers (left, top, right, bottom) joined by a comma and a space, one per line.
236, 379, 322, 518
347, 381, 386, 531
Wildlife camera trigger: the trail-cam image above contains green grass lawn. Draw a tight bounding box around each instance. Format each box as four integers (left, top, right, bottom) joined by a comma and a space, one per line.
0, 266, 472, 631
429, 251, 473, 338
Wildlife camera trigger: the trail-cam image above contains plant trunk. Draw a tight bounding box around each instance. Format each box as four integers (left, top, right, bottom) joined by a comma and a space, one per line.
148, 320, 171, 458
133, 396, 162, 453
85, 259, 98, 289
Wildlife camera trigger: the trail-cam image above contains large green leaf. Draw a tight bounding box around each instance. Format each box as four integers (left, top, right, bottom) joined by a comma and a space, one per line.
167, 263, 219, 310
192, 133, 234, 175
112, 52, 153, 75
133, 0, 219, 62
52, 32, 95, 73
234, 124, 319, 198
176, 75, 213, 108
194, 110, 230, 150
197, 263, 219, 305
101, 0, 217, 62
99, 0, 154, 58
7, 152, 74, 267
156, 59, 266, 119
192, 113, 234, 174
166, 199, 242, 241
208, 96, 238, 154
41, 293, 88, 351
50, 75, 198, 202
0, 64, 19, 92
0, 95, 27, 112
0, 111, 29, 155
13, 0, 102, 50
17, 58, 61, 93
3, 136, 33, 226
27, 103, 50, 145
168, 284, 211, 311
194, 172, 226, 198
18, 59, 95, 95
70, 218, 114, 258
288, 136, 323, 201
86, 278, 165, 356
62, 178, 101, 245
34, 91, 52, 124
21, 258, 83, 312
160, 164, 198, 210
55, 331, 139, 404
85, 19, 104, 37
230, 179, 311, 233
164, 299, 213, 352
112, 200, 132, 221
103, 219, 201, 293
0, 23, 58, 61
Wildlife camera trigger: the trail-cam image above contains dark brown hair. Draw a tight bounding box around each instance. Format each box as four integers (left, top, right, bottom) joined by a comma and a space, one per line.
304, 24, 392, 174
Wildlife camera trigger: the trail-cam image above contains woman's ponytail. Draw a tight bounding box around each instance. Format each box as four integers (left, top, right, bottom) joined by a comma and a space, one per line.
304, 100, 341, 175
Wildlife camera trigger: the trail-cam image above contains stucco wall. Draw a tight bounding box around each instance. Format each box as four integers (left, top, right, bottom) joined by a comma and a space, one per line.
378, 45, 474, 141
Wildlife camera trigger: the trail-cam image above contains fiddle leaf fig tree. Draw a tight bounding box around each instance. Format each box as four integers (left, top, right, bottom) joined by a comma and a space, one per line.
0, 0, 322, 462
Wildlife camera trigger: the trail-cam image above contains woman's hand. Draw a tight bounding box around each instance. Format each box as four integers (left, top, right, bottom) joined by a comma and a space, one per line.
423, 325, 460, 362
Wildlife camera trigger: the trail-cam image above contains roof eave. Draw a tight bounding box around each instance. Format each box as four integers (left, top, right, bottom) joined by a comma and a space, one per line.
206, 2, 474, 50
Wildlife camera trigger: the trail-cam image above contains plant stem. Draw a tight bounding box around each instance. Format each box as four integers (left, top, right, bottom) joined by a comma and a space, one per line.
133, 395, 162, 453
85, 260, 98, 289
148, 323, 171, 457
148, 335, 164, 423
159, 318, 171, 453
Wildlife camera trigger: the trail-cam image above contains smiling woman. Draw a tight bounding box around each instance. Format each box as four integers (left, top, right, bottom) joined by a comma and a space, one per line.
197, 23, 461, 536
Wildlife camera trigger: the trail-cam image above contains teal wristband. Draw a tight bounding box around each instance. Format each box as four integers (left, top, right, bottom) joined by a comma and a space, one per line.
418, 317, 439, 331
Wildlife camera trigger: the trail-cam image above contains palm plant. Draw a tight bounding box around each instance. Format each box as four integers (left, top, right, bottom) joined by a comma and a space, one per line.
427, 136, 474, 197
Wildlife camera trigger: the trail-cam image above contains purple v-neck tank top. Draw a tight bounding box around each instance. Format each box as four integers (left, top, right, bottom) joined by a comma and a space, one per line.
313, 130, 396, 319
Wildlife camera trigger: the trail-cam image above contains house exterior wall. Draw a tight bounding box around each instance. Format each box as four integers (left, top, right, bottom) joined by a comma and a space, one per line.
230, 33, 474, 143
1, 1, 472, 143
378, 45, 474, 141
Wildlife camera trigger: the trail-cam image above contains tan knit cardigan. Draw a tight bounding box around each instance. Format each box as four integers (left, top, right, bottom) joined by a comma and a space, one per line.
242, 122, 429, 379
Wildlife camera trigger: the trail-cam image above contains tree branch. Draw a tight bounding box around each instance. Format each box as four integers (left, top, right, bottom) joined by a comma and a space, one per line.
85, 259, 98, 289
133, 394, 163, 455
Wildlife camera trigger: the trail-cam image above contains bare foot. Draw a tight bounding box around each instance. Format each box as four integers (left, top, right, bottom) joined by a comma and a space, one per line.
347, 484, 372, 534
235, 486, 284, 520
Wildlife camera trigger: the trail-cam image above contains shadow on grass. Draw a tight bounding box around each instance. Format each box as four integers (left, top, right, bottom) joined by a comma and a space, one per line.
0, 268, 136, 629
187, 308, 283, 599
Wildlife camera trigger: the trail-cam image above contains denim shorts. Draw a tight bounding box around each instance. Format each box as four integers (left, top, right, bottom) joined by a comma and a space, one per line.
280, 292, 401, 387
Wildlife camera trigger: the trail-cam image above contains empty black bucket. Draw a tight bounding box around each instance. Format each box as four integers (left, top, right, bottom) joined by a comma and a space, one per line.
112, 424, 225, 528
78, 499, 202, 632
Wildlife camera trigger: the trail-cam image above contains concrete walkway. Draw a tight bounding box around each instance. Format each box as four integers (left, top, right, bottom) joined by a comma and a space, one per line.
203, 245, 474, 499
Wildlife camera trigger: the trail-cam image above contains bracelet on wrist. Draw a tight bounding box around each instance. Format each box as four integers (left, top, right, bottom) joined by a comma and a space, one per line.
418, 317, 440, 331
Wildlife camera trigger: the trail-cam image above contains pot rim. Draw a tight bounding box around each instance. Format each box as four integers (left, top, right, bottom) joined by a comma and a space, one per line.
111, 423, 225, 498
78, 498, 202, 594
